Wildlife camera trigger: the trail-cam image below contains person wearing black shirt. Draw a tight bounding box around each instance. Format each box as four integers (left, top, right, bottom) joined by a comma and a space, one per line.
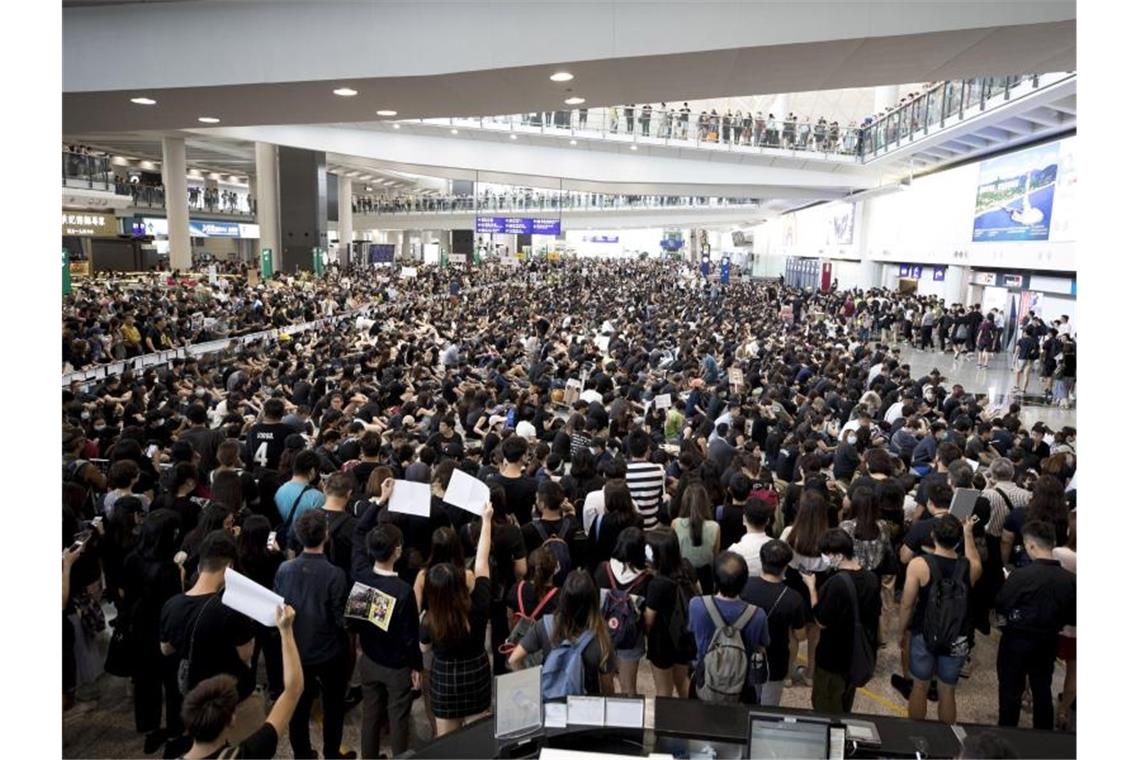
805, 529, 882, 714
160, 531, 259, 750
716, 474, 752, 551
741, 540, 806, 706
274, 511, 351, 759
487, 436, 538, 527
351, 521, 422, 757
246, 398, 295, 472
994, 521, 1076, 729
642, 530, 694, 699
178, 604, 302, 760
421, 502, 495, 737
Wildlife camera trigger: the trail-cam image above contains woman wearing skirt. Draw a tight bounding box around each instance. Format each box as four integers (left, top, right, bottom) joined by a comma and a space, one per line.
420, 501, 494, 736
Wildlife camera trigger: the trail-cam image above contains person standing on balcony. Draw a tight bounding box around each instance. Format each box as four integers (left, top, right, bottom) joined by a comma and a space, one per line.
657, 103, 668, 138
578, 108, 588, 129
624, 104, 635, 133
680, 102, 691, 139
732, 111, 743, 144
640, 104, 652, 136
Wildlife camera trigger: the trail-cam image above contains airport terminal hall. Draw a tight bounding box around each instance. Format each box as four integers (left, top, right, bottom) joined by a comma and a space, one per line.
52, 2, 1101, 759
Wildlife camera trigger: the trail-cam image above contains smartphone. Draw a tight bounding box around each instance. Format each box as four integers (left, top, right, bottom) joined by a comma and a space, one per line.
267, 531, 277, 550
949, 488, 981, 521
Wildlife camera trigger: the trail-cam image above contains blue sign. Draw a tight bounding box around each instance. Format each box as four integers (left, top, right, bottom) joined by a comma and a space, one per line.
933, 266, 946, 281
586, 235, 619, 243
720, 257, 731, 284
368, 244, 395, 264
189, 220, 240, 237
912, 265, 924, 279
475, 217, 561, 235
899, 264, 912, 277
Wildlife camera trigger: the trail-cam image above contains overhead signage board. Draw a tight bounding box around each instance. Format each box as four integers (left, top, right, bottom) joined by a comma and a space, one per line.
475, 217, 561, 235
61, 211, 117, 237
136, 217, 260, 239
189, 220, 241, 238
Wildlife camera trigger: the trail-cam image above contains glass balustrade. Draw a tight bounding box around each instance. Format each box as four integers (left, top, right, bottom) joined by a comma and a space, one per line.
349, 193, 764, 215
62, 151, 113, 191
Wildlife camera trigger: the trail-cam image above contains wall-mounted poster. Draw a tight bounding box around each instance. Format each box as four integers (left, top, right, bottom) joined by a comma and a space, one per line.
825, 202, 855, 246
972, 141, 1059, 242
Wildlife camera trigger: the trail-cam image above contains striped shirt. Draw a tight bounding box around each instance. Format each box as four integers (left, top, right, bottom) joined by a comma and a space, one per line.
981, 482, 1032, 537
626, 460, 666, 530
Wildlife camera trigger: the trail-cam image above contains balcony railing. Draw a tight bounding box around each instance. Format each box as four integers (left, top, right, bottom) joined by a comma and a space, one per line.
114, 183, 256, 216
409, 108, 863, 158
63, 151, 113, 192
351, 193, 763, 215
394, 72, 1071, 163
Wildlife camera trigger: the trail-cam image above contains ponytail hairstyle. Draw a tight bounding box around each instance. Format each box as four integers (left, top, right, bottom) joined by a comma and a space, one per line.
528, 546, 558, 597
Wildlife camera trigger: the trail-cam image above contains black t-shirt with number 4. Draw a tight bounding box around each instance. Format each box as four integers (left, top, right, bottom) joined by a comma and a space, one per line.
246, 422, 295, 471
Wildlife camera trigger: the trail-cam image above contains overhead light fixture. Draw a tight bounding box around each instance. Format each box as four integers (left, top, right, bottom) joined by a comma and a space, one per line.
564, 97, 585, 105
392, 123, 401, 129
509, 134, 518, 140
366, 186, 372, 192
130, 97, 157, 105
198, 116, 220, 124
630, 145, 638, 150
450, 128, 458, 134
375, 109, 398, 116
333, 87, 358, 97
569, 139, 577, 145
550, 72, 574, 82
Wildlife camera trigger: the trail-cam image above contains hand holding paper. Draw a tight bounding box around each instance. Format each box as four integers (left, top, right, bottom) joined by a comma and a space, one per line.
654, 393, 671, 410
223, 567, 285, 627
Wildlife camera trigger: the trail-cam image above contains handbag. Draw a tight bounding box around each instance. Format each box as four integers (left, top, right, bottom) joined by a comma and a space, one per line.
273, 484, 313, 550
838, 572, 876, 687
177, 596, 218, 695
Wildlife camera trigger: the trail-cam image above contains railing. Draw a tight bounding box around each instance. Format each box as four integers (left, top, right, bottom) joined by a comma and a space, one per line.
351, 193, 763, 215
407, 108, 864, 158
860, 73, 1072, 159
63, 151, 113, 192
394, 72, 1072, 163
114, 183, 256, 216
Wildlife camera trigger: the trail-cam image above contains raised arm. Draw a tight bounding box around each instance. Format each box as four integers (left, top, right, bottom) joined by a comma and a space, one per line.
264, 605, 303, 737
474, 502, 494, 580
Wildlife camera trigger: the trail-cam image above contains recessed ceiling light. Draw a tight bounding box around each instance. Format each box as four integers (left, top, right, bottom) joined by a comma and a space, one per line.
130, 97, 157, 106
570, 139, 577, 146
375, 109, 398, 116
366, 186, 372, 192
450, 128, 458, 134
509, 134, 518, 140
564, 97, 585, 105
392, 123, 401, 129
630, 145, 638, 151
333, 87, 358, 97
198, 117, 220, 124
550, 72, 574, 82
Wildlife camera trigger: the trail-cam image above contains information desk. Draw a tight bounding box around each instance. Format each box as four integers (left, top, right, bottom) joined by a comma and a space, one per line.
405, 698, 1075, 759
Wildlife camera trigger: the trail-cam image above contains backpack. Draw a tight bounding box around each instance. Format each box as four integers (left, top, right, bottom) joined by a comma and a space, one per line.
921, 556, 970, 656
64, 459, 100, 519
601, 563, 647, 650
273, 485, 312, 551
540, 615, 595, 700
499, 584, 560, 668
837, 572, 876, 687
663, 577, 698, 664
534, 520, 574, 586
694, 597, 758, 703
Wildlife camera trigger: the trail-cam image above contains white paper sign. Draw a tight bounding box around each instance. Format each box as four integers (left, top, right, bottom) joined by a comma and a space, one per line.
389, 480, 431, 518
222, 567, 284, 627
566, 695, 606, 726
593, 334, 610, 354
544, 702, 568, 728
443, 469, 490, 515
654, 393, 672, 410
604, 697, 645, 729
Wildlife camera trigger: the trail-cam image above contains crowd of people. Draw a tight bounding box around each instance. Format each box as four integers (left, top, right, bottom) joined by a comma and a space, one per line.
62, 260, 1076, 758
350, 190, 761, 215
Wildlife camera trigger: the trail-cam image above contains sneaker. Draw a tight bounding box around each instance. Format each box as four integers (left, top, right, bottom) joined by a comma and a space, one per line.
890, 673, 913, 699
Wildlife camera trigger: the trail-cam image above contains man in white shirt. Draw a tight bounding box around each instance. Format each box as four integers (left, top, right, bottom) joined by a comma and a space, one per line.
582, 459, 627, 537
727, 497, 776, 575
1056, 315, 1073, 337
579, 383, 604, 406
884, 397, 909, 426
867, 361, 885, 388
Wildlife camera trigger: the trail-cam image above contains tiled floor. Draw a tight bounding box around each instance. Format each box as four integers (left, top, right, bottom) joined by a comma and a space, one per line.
63, 343, 1077, 758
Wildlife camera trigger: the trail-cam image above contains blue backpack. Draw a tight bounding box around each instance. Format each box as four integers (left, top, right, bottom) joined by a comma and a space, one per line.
540, 615, 595, 700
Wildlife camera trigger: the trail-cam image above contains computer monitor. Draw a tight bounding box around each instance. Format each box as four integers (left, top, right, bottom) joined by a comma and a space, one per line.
746, 712, 833, 760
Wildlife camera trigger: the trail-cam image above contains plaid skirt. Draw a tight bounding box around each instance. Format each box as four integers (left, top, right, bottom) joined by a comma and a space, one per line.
429, 652, 492, 719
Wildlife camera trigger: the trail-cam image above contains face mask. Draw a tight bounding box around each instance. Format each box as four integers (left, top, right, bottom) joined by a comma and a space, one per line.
80, 411, 90, 421
826, 554, 842, 570
93, 424, 106, 432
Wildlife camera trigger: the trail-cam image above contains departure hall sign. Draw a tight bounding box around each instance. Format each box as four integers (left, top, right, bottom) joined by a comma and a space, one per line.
475, 217, 561, 234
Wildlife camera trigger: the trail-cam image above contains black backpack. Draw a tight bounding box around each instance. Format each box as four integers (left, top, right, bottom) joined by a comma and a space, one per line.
837, 572, 877, 687
533, 519, 574, 586
921, 556, 970, 656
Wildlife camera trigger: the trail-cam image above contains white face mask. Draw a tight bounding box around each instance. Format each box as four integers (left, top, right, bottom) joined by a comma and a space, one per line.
826, 554, 843, 570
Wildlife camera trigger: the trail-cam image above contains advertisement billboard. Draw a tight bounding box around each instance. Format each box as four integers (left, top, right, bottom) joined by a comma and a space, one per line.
972, 141, 1059, 242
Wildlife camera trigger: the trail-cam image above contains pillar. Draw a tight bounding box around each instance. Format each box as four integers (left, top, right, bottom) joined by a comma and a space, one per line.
873, 85, 900, 114
161, 137, 191, 271
771, 94, 788, 120
254, 142, 281, 271
277, 147, 328, 273
337, 175, 353, 267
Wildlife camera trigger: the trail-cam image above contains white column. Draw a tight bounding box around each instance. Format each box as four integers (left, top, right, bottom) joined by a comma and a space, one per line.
160, 137, 191, 271
873, 85, 900, 114
771, 94, 788, 120
337, 176, 353, 267
254, 142, 280, 271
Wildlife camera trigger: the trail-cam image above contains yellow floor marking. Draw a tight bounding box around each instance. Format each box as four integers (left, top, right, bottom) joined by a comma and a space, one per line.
794, 655, 908, 717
